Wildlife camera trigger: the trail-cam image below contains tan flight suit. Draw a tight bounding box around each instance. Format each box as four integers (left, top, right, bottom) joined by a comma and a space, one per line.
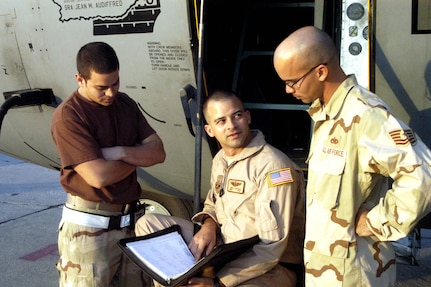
304, 75, 431, 286
136, 130, 305, 287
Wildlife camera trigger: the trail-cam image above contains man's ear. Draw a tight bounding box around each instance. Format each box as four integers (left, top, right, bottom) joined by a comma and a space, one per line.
204, 124, 215, 138
317, 64, 328, 82
75, 73, 86, 86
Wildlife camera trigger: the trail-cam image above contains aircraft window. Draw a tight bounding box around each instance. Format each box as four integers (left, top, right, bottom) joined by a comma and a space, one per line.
412, 0, 431, 34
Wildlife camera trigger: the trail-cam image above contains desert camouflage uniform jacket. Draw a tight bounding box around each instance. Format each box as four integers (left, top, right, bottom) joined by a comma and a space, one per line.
304, 75, 431, 286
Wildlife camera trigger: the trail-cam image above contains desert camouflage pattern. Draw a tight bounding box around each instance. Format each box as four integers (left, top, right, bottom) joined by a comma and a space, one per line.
57, 204, 146, 287
304, 75, 431, 286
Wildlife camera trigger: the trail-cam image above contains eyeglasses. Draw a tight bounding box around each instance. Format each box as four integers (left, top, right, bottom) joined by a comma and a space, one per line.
285, 63, 327, 89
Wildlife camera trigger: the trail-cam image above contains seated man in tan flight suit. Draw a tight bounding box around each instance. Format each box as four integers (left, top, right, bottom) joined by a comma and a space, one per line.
135, 90, 305, 287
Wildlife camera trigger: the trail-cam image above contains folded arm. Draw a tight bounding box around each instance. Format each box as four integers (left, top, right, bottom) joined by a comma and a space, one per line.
74, 133, 166, 189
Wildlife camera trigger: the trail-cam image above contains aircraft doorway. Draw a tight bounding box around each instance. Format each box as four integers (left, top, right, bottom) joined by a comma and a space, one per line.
204, 1, 316, 168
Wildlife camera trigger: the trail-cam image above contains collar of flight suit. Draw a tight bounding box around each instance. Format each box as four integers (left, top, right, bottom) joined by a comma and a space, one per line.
220, 129, 266, 164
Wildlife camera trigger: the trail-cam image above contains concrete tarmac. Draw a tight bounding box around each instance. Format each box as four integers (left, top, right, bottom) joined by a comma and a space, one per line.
0, 154, 63, 287
0, 153, 430, 287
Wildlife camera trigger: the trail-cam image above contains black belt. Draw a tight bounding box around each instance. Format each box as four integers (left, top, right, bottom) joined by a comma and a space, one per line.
62, 205, 132, 230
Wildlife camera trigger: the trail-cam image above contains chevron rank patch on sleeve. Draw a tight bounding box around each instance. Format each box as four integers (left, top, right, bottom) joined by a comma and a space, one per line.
389, 129, 417, 146
267, 168, 294, 187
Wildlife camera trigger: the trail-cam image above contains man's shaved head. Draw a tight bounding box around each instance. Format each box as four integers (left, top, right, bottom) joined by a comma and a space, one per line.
273, 26, 346, 105
274, 26, 337, 72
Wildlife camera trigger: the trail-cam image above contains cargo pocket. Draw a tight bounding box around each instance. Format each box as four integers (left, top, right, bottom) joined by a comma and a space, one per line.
308, 151, 346, 210
305, 247, 362, 286
305, 252, 346, 285
57, 256, 94, 286
57, 221, 96, 286
258, 199, 280, 242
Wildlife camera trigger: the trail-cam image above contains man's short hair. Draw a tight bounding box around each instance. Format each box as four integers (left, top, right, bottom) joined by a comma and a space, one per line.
76, 42, 119, 80
203, 90, 243, 121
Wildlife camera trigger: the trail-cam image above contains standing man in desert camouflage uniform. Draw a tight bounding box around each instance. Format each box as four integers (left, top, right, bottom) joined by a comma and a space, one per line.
273, 26, 431, 286
51, 41, 165, 286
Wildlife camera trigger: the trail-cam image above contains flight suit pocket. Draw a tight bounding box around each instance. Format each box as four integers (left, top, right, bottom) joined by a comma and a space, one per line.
258, 200, 280, 242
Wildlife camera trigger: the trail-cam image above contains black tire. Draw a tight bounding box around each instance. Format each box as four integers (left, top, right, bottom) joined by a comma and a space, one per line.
140, 191, 194, 220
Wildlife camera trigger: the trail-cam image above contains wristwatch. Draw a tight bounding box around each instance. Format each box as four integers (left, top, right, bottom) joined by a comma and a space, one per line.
213, 277, 221, 287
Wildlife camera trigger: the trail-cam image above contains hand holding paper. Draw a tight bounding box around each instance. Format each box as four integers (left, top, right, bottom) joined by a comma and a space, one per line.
118, 225, 259, 286
188, 217, 218, 260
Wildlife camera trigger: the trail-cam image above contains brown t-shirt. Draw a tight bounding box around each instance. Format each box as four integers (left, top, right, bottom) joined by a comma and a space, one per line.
51, 90, 156, 203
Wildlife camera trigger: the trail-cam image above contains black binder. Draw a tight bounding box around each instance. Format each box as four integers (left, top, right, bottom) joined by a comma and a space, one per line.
118, 225, 259, 286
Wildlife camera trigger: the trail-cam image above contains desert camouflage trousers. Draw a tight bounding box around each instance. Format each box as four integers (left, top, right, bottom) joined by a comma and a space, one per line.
56, 215, 149, 287
304, 237, 396, 287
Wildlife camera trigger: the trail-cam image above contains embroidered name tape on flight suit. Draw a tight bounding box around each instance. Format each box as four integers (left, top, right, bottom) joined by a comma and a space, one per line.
267, 168, 294, 187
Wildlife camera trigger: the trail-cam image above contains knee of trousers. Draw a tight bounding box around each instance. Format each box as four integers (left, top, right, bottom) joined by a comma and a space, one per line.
135, 213, 169, 236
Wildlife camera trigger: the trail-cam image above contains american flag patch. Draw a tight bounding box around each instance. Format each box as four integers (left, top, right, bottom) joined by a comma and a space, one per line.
389, 129, 417, 146
268, 168, 294, 186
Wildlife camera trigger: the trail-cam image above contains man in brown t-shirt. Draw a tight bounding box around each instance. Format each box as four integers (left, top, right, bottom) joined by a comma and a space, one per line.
51, 41, 165, 287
